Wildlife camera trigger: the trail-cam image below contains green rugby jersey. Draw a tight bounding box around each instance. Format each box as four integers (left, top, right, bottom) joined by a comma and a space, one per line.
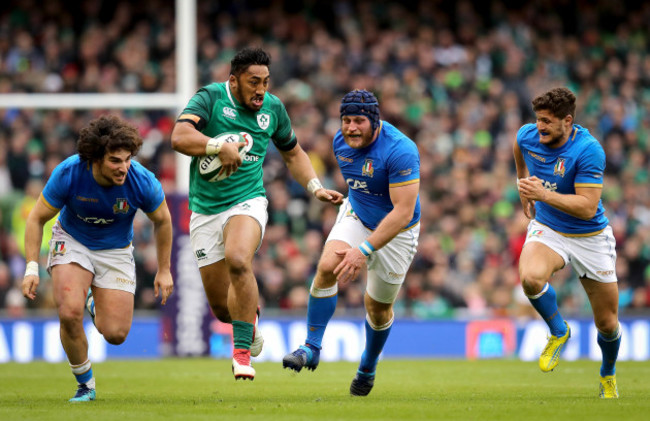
181, 81, 296, 214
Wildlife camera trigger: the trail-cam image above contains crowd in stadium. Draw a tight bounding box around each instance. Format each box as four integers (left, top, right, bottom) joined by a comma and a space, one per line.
1, 0, 649, 318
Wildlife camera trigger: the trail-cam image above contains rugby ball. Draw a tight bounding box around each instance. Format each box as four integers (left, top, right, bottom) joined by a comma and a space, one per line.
198, 132, 253, 182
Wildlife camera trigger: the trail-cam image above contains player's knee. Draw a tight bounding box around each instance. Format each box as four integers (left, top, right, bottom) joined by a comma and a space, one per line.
102, 327, 129, 345
316, 256, 338, 279
519, 269, 548, 295
225, 254, 252, 278
58, 306, 85, 327
595, 316, 618, 334
366, 308, 391, 327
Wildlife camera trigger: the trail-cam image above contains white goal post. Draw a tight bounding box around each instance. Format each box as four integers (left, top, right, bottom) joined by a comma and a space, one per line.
0, 0, 196, 193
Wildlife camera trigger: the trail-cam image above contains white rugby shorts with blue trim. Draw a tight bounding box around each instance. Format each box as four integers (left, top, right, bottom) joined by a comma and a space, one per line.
327, 198, 419, 303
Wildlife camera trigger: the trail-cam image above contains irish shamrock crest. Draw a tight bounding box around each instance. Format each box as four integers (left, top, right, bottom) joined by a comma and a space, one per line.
257, 113, 270, 130
113, 198, 130, 214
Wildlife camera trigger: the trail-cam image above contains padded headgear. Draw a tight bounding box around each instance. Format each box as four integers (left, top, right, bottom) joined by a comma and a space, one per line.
340, 90, 380, 131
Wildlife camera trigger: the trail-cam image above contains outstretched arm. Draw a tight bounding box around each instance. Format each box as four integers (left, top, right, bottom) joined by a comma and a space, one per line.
334, 182, 419, 283
22, 196, 59, 300
279, 143, 343, 205
146, 199, 174, 305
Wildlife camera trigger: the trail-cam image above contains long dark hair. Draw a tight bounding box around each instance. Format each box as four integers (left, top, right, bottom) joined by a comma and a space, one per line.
77, 115, 143, 163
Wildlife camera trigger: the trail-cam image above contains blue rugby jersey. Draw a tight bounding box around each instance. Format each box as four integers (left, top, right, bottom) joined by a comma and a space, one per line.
42, 155, 165, 249
333, 121, 420, 230
517, 123, 608, 235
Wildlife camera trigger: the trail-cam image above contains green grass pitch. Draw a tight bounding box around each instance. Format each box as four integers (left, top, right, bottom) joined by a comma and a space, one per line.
2, 359, 650, 420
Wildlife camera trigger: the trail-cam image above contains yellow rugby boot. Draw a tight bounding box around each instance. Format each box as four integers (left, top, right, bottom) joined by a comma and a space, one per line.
599, 375, 619, 399
539, 321, 571, 372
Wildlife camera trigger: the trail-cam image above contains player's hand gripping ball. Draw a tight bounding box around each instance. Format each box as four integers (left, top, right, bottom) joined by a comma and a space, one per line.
198, 132, 253, 182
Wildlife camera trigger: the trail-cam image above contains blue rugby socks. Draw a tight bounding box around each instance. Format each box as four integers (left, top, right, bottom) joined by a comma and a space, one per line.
358, 314, 393, 375
598, 323, 621, 377
305, 284, 338, 349
527, 282, 567, 337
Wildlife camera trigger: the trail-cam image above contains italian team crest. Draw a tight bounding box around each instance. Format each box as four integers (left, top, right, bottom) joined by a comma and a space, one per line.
257, 113, 270, 130
554, 158, 566, 177
529, 229, 544, 238
113, 198, 130, 214
53, 241, 66, 256
362, 159, 374, 177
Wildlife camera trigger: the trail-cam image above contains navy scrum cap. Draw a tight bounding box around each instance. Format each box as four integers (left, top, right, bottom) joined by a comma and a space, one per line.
340, 89, 380, 130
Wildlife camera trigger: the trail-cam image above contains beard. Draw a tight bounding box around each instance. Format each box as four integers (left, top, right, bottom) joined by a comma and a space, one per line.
343, 130, 374, 148
233, 83, 263, 112
544, 132, 565, 148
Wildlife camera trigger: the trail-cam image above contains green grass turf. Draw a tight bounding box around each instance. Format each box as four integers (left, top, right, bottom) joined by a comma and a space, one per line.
1, 359, 649, 421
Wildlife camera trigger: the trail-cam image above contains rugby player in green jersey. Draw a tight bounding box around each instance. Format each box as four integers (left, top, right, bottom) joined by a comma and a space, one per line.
171, 47, 343, 380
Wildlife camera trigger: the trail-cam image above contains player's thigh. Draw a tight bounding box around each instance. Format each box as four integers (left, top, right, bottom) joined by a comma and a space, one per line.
322, 199, 371, 274
92, 287, 134, 329
519, 228, 568, 283
48, 223, 94, 313
88, 246, 136, 330
311, 240, 353, 289
51, 263, 93, 315
580, 277, 619, 331
223, 215, 262, 265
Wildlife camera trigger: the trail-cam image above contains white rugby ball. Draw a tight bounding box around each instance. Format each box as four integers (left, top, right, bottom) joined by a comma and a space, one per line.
198, 132, 253, 182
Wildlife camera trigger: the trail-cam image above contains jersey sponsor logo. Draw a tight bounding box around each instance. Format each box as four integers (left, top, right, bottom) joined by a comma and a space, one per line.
346, 178, 370, 193
222, 107, 237, 119
399, 168, 412, 176
527, 151, 546, 162
541, 179, 557, 192
113, 198, 130, 214
76, 214, 115, 224
362, 159, 374, 177
596, 270, 614, 276
115, 277, 135, 287
195, 249, 207, 260
337, 155, 353, 163
554, 158, 566, 177
52, 241, 66, 256
257, 113, 270, 130
244, 155, 259, 162
76, 195, 98, 203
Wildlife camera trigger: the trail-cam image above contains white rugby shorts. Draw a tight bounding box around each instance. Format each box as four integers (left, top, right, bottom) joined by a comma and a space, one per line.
47, 222, 136, 294
189, 196, 268, 268
524, 219, 617, 283
327, 199, 420, 303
